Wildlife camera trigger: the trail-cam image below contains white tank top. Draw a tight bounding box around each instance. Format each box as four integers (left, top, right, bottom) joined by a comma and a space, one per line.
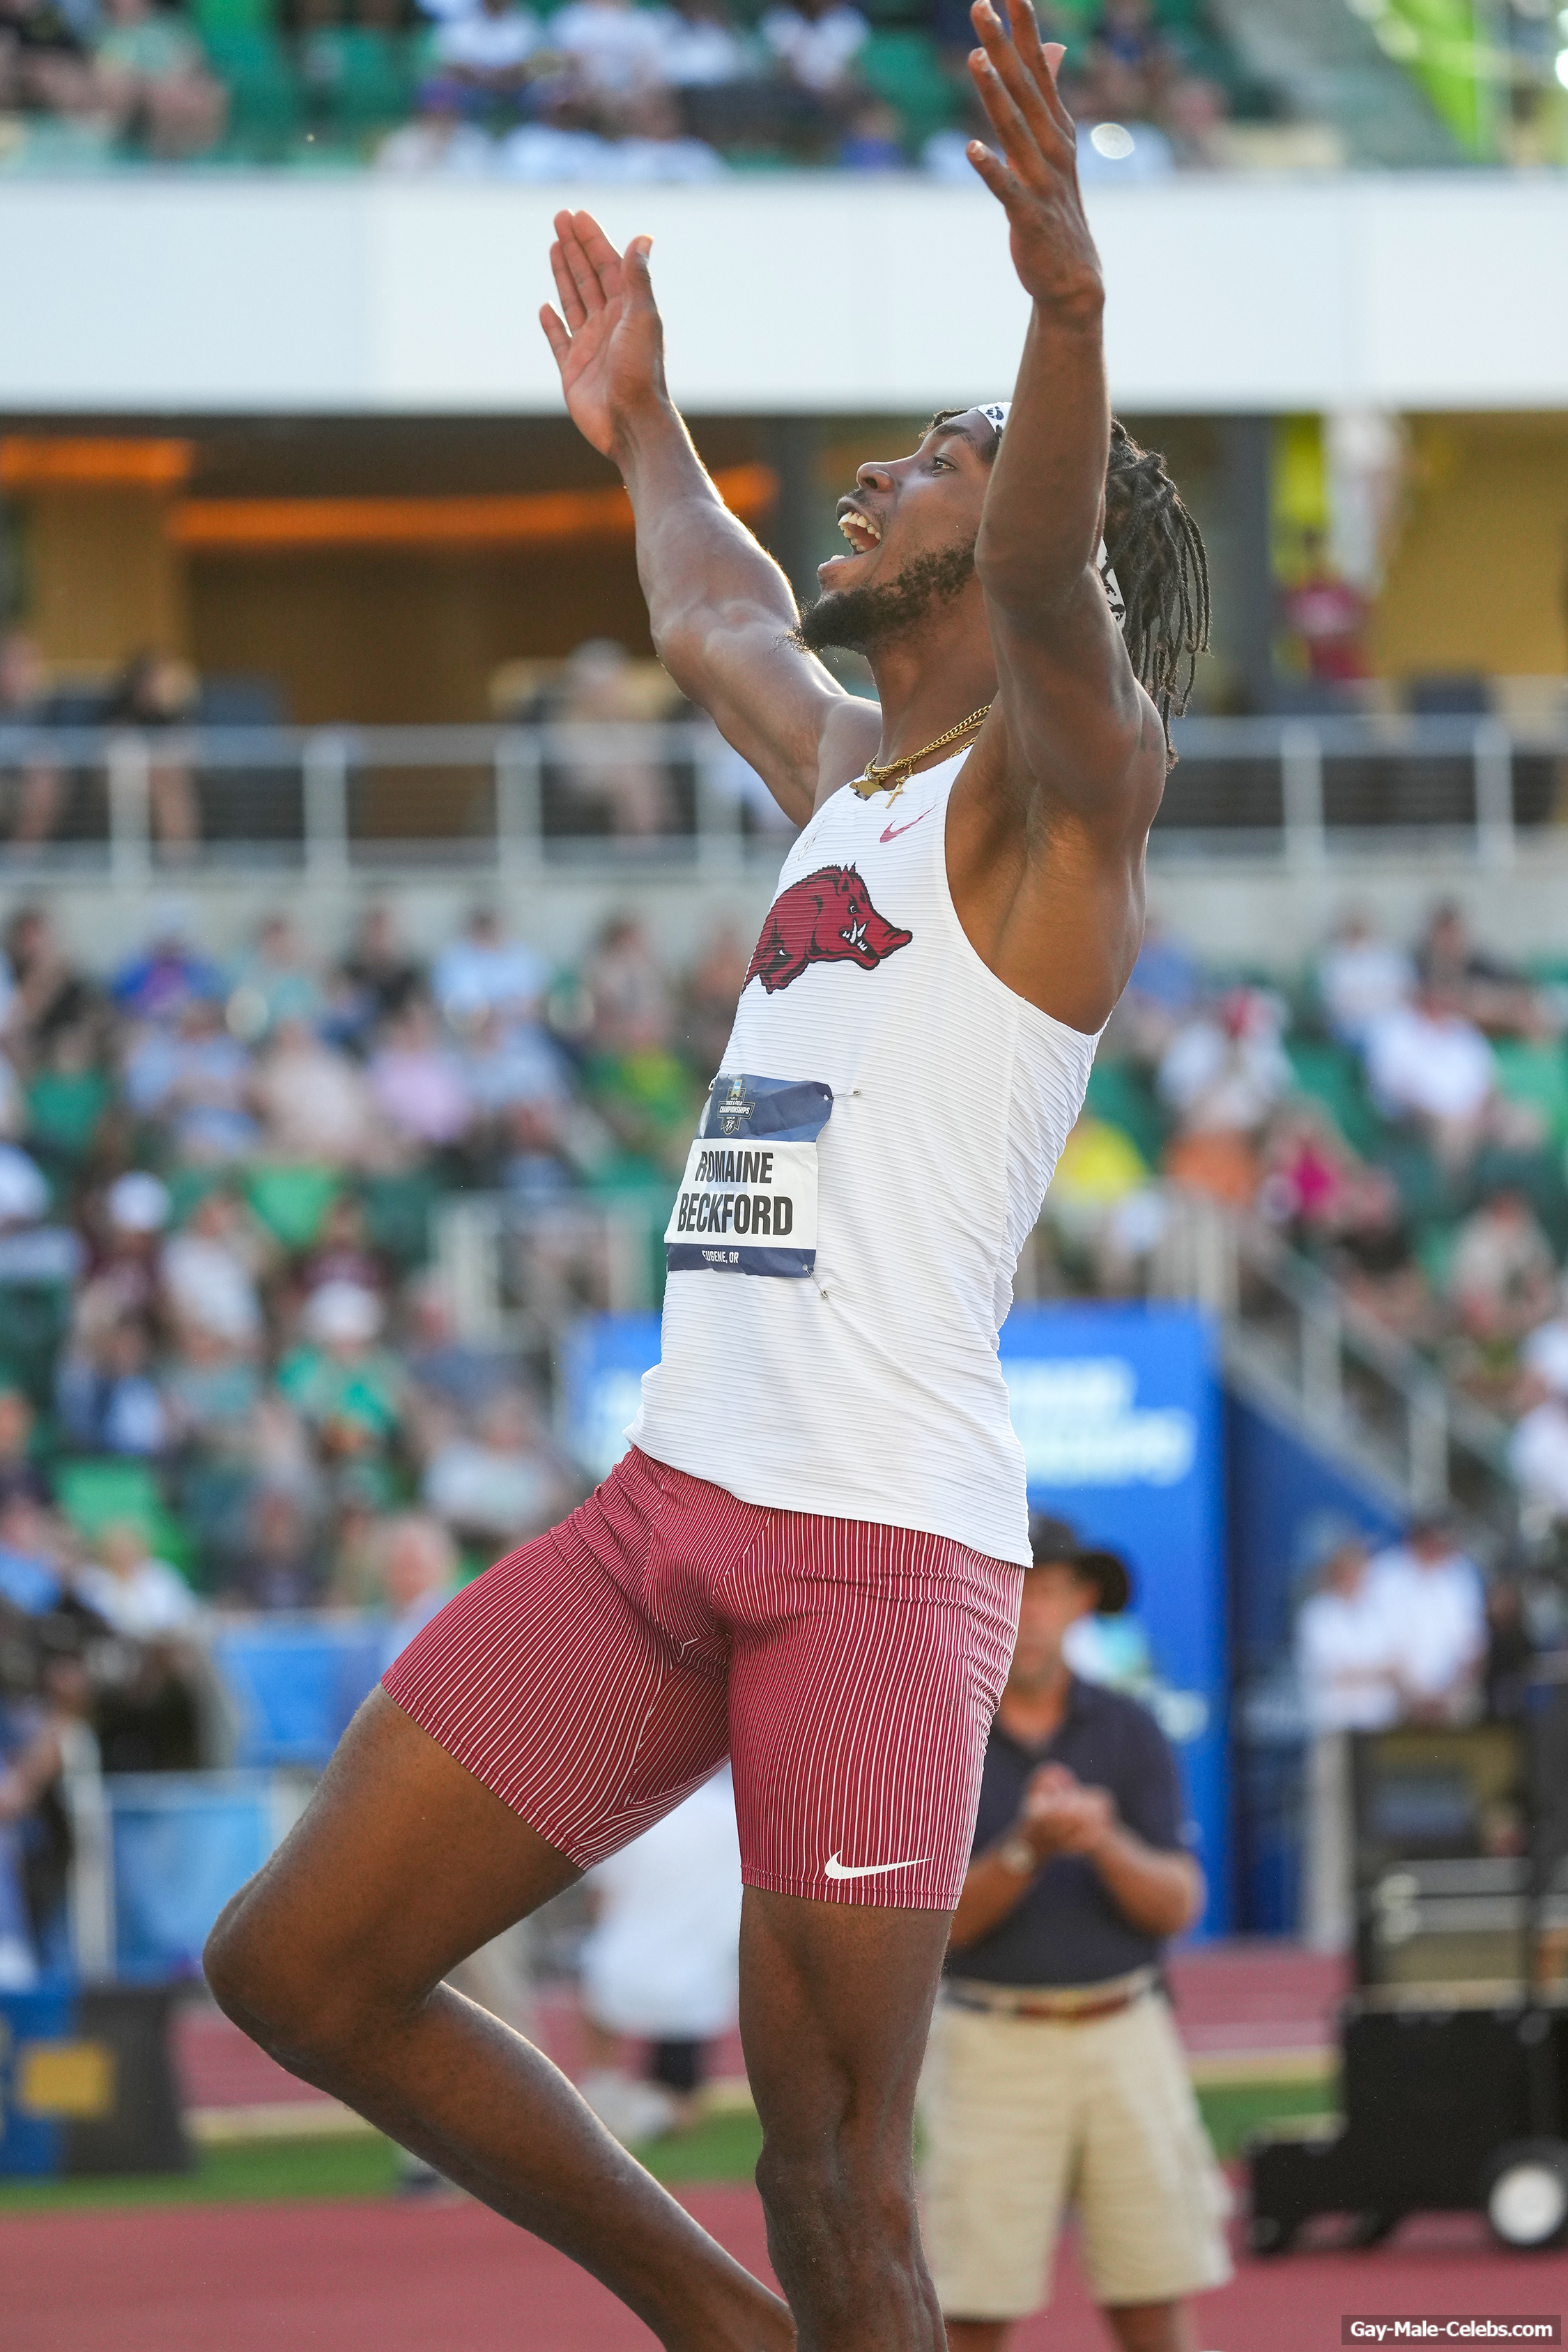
629, 748, 1101, 1565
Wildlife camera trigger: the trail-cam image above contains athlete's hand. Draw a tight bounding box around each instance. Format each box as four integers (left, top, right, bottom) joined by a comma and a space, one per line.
965, 0, 1103, 322
539, 209, 668, 461
1020, 1762, 1116, 1858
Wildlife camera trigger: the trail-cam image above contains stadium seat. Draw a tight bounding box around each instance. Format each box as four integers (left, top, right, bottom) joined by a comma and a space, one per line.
54, 1459, 197, 1578
302, 28, 420, 131
0, 1281, 72, 1411
859, 31, 958, 150
1284, 1039, 1388, 1160
245, 1164, 340, 1249
1082, 1058, 1168, 1168
359, 1168, 442, 1270
1491, 1039, 1568, 1151
203, 28, 305, 153
190, 0, 274, 30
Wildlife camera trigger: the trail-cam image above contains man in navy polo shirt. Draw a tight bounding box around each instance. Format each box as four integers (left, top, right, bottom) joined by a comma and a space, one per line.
919, 1514, 1230, 2352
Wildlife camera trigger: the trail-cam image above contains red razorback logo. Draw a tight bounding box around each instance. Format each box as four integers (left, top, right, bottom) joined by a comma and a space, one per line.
744, 864, 913, 994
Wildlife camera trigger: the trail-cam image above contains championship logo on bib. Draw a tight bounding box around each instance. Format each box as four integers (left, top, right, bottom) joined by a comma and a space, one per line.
665, 1073, 833, 1277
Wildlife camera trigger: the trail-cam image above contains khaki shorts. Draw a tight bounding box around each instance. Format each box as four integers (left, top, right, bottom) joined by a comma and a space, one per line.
918, 1983, 1233, 2319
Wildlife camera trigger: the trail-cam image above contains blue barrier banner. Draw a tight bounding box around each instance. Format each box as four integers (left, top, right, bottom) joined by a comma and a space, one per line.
560, 1304, 1229, 1932
999, 1302, 1229, 1934
210, 1619, 384, 1769
109, 1771, 286, 1983
0, 1985, 72, 2175
561, 1312, 663, 1481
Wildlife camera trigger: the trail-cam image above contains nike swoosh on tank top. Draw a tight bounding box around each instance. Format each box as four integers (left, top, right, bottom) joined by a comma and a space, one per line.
629, 748, 1102, 1566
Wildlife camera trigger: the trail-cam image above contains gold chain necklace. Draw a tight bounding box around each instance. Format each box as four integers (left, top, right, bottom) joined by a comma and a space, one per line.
850, 703, 992, 804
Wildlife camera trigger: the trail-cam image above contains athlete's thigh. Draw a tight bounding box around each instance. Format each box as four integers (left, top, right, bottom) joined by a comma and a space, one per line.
217, 1687, 581, 2011
725, 1516, 1021, 1911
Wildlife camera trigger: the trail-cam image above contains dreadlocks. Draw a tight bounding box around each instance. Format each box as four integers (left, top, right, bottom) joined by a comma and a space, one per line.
930, 406, 1211, 764
1102, 419, 1210, 764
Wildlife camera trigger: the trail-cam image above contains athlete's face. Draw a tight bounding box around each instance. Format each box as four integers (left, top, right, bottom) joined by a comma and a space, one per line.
1007, 1561, 1098, 1691
797, 410, 997, 654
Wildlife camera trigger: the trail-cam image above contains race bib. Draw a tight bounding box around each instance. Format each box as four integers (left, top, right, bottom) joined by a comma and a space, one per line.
665, 1073, 833, 1278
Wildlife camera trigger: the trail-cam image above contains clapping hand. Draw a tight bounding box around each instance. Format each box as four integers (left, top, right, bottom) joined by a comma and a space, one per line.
1020, 1762, 1116, 1858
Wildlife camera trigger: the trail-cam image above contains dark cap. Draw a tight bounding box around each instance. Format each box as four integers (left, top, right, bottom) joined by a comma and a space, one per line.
1027, 1513, 1132, 1615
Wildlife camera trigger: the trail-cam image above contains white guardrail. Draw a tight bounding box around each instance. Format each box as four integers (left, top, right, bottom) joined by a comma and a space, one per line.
1, 712, 1565, 877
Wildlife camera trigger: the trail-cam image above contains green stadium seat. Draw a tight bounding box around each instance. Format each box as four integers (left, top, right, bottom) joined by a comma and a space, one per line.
54, 1459, 197, 1579
190, 0, 274, 31
245, 1164, 340, 1249
360, 1169, 443, 1270
1491, 1039, 1568, 1151
1284, 1039, 1387, 1160
204, 27, 305, 151
303, 27, 420, 129
859, 30, 958, 149
1082, 1059, 1167, 1168
0, 1281, 72, 1412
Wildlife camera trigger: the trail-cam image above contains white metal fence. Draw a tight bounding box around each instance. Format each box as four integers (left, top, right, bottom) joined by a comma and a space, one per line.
1, 712, 1563, 876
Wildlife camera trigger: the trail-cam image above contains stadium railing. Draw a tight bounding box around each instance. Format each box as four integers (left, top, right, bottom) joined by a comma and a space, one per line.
1, 711, 1565, 873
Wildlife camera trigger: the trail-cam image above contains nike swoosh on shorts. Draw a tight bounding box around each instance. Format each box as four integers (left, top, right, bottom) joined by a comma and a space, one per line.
880, 806, 935, 845
823, 1851, 930, 1880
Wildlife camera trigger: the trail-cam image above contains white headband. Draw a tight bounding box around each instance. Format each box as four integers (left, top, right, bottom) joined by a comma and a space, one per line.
978, 401, 1126, 627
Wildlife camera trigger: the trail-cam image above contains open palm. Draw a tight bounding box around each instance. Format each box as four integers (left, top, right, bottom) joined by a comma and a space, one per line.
539, 208, 666, 462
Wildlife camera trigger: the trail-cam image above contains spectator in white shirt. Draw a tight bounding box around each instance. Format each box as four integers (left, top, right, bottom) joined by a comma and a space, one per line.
432, 907, 549, 1031
1155, 987, 1291, 1137
760, 0, 867, 95
1315, 911, 1415, 1049
429, 0, 541, 114
1367, 1516, 1486, 1725
1519, 1298, 1568, 1399
1446, 1187, 1557, 1346
548, 0, 670, 97
77, 1521, 199, 1640
578, 1766, 743, 2144
1295, 1530, 1399, 1951
1509, 1385, 1568, 1524
1362, 984, 1535, 1176
652, 0, 750, 84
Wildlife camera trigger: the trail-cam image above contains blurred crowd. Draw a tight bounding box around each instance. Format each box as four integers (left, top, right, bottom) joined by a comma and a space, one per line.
0, 883, 754, 1979
1043, 897, 1568, 1527
1, 0, 1242, 174
0, 887, 757, 1607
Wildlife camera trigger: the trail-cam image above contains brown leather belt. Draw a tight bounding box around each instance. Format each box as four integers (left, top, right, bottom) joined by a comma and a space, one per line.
943, 1969, 1155, 2027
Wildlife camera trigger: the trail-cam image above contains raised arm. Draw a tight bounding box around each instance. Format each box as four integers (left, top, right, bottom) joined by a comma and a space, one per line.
964, 2, 1167, 841
541, 211, 874, 827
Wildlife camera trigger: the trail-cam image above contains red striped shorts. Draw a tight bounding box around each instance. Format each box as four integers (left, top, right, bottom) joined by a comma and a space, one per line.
383, 1445, 1023, 1909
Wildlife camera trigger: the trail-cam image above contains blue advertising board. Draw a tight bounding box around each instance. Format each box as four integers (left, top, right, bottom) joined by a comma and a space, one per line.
999, 1302, 1228, 1934
562, 1299, 1229, 1932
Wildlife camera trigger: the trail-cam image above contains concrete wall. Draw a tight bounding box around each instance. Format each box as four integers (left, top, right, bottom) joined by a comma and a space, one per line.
6, 173, 1568, 417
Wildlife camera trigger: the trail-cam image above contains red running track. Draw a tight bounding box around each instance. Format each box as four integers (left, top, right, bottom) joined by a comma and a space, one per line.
5, 2188, 1562, 2352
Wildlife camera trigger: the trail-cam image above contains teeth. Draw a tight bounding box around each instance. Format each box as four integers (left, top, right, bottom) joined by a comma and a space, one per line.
838, 509, 882, 546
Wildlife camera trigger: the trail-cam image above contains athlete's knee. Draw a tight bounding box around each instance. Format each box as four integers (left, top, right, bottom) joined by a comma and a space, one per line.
203, 1876, 386, 2069
755, 2132, 917, 2261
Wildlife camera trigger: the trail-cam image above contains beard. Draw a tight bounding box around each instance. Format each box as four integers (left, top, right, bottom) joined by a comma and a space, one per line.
792, 540, 976, 656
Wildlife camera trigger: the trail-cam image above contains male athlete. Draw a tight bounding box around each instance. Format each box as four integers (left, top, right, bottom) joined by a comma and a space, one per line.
203, 8, 1208, 2349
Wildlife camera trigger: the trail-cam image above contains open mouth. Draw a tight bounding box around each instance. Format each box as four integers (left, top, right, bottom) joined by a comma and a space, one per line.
836, 504, 882, 556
